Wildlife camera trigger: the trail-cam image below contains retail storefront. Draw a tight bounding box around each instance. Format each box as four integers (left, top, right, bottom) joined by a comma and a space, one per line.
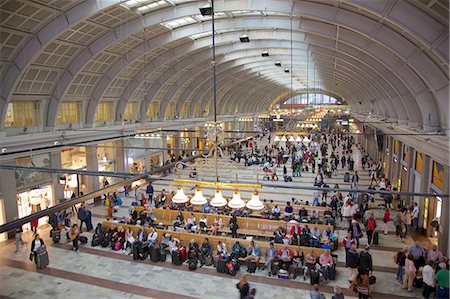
97, 142, 116, 185
391, 139, 400, 187
423, 161, 445, 237
17, 185, 53, 227
60, 147, 86, 197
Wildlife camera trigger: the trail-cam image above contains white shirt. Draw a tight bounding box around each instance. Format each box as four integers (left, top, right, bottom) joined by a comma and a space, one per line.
147, 231, 158, 243
412, 206, 419, 219
33, 239, 42, 252
423, 265, 436, 287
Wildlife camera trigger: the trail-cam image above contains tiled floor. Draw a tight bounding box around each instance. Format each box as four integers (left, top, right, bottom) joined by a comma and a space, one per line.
0, 135, 428, 298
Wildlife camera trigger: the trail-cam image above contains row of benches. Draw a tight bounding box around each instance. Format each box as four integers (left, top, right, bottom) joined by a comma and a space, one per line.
131, 207, 334, 239
101, 221, 327, 263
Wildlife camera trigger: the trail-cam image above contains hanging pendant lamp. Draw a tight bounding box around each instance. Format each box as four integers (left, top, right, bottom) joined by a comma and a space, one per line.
280, 136, 287, 142
288, 136, 295, 142
246, 190, 264, 210
295, 136, 303, 142
190, 186, 207, 205
228, 190, 246, 209
172, 186, 189, 204
274, 135, 280, 142
210, 188, 228, 207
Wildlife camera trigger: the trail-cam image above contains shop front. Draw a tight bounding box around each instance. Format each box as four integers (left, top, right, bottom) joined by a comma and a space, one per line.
97, 142, 116, 186
17, 185, 53, 227
60, 147, 87, 196
413, 151, 423, 226
423, 161, 445, 238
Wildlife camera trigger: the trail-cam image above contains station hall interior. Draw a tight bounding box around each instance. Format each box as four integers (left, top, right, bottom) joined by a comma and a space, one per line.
0, 0, 449, 298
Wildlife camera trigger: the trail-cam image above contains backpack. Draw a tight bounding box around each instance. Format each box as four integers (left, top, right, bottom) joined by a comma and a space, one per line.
367, 218, 375, 231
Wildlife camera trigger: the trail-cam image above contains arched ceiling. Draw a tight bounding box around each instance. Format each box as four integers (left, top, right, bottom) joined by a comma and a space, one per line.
0, 0, 448, 132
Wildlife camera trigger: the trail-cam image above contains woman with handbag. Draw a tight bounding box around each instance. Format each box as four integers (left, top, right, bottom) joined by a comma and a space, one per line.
350, 273, 371, 299
236, 273, 250, 299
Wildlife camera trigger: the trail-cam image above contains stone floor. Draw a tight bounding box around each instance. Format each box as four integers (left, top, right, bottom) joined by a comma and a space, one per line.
0, 135, 432, 298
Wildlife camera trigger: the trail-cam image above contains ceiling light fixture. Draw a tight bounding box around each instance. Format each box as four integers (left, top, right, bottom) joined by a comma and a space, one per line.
199, 3, 212, 16
239, 34, 250, 42
228, 190, 246, 209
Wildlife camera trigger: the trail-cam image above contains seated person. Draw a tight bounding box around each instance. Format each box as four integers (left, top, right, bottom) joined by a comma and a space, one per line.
291, 250, 305, 279
212, 217, 223, 235
310, 210, 320, 223
168, 236, 180, 253
272, 205, 281, 219
310, 226, 321, 247
117, 226, 126, 244
284, 202, 293, 221
321, 238, 332, 250
261, 200, 272, 217
217, 241, 228, 257
245, 241, 261, 268
290, 223, 301, 245
136, 224, 146, 242
200, 238, 212, 267
274, 226, 286, 244
130, 208, 138, 224
231, 241, 245, 259
156, 189, 167, 208
123, 228, 135, 252
106, 224, 118, 243
277, 244, 293, 270
199, 215, 208, 232
161, 233, 171, 249
319, 249, 334, 282
172, 211, 184, 227
263, 242, 278, 277
323, 227, 333, 240
94, 223, 105, 238
188, 238, 199, 259
303, 251, 318, 280
299, 207, 308, 219
145, 208, 156, 225
184, 213, 196, 232
147, 227, 158, 246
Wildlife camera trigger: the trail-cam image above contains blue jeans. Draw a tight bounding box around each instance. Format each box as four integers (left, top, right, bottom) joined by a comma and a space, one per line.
321, 265, 329, 280
345, 248, 350, 266
436, 286, 449, 299
396, 265, 404, 280
412, 218, 419, 231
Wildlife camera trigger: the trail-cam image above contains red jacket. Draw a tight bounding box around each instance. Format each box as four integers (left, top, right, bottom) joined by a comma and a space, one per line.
342, 237, 356, 248
278, 248, 293, 259
290, 225, 300, 236
31, 219, 38, 228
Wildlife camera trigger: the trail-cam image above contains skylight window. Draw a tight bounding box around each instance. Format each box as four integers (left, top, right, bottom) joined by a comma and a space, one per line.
190, 31, 212, 40
194, 12, 227, 21
231, 10, 263, 17
123, 0, 154, 8
161, 16, 197, 29
136, 0, 169, 13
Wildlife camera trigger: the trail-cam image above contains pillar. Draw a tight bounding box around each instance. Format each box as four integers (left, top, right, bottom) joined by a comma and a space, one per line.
161, 135, 168, 163
439, 166, 449, 256
386, 136, 394, 179
113, 140, 125, 173
0, 159, 18, 238
418, 154, 431, 233
50, 151, 64, 204
85, 146, 99, 194
173, 132, 181, 158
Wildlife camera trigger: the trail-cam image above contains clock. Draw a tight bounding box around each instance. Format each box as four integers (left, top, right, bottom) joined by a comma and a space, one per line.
206, 125, 225, 144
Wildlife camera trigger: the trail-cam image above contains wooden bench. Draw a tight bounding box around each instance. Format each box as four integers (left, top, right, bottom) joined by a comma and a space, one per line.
129, 207, 334, 239
101, 220, 326, 262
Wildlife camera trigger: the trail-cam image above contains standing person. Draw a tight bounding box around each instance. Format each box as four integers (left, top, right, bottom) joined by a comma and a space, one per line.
30, 218, 38, 236
403, 253, 416, 292
347, 244, 360, 282
394, 213, 405, 242
422, 260, 436, 299
310, 284, 326, 299
409, 241, 426, 269
394, 246, 408, 282
365, 215, 376, 246
229, 214, 239, 238
358, 245, 373, 275
435, 263, 449, 299
236, 274, 250, 299
30, 234, 45, 265
14, 222, 26, 253
382, 208, 390, 235
404, 209, 412, 238
146, 182, 154, 206
69, 224, 80, 252
411, 202, 419, 231
343, 232, 356, 267
348, 220, 363, 248
351, 273, 371, 299
77, 204, 87, 233
331, 286, 344, 299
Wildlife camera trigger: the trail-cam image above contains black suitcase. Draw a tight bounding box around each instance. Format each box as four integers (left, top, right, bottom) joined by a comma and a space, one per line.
36, 249, 49, 269
160, 251, 167, 262
91, 237, 101, 247
79, 236, 88, 244
217, 258, 227, 273
132, 241, 141, 260
172, 251, 183, 265
139, 242, 149, 260
310, 269, 320, 285
189, 257, 198, 270
204, 255, 213, 266
329, 265, 336, 280
150, 244, 161, 262
247, 262, 257, 273
52, 230, 61, 243
373, 231, 379, 245
271, 262, 280, 276
101, 237, 110, 248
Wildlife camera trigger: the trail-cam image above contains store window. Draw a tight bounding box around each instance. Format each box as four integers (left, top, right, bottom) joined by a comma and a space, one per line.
56, 101, 83, 124
17, 185, 53, 227
95, 101, 115, 122
124, 101, 139, 121
147, 101, 159, 118
4, 101, 41, 128
432, 161, 444, 191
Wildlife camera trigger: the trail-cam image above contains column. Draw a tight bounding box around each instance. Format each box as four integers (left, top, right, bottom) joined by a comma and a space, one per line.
173, 132, 181, 159
50, 151, 64, 204
386, 136, 394, 180
418, 155, 431, 234
0, 160, 18, 239
113, 140, 125, 173
161, 134, 168, 163
85, 146, 99, 194
439, 165, 449, 256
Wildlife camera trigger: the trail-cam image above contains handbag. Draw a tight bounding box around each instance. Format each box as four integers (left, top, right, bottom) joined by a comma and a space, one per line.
369, 275, 376, 285
29, 252, 34, 261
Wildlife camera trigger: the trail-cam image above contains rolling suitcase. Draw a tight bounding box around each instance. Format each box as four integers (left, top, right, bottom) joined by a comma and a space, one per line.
52, 230, 61, 243
36, 249, 49, 269
217, 258, 227, 273
329, 265, 337, 280
247, 262, 257, 273
150, 244, 161, 262
160, 250, 167, 262
310, 268, 320, 285
373, 231, 379, 245
179, 247, 187, 261
172, 250, 183, 265
132, 241, 141, 260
